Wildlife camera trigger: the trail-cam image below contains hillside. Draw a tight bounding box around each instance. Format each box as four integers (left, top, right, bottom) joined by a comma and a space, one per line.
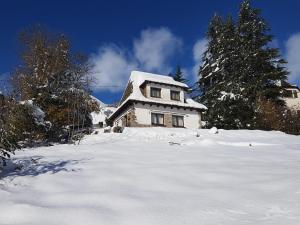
90, 96, 116, 126
0, 128, 300, 225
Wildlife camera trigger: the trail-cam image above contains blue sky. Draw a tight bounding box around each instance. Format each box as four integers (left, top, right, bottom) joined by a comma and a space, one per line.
1, 0, 300, 103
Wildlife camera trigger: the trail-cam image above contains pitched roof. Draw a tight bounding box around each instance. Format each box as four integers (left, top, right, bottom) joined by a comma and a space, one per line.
281, 80, 300, 90
130, 71, 188, 88
109, 71, 207, 121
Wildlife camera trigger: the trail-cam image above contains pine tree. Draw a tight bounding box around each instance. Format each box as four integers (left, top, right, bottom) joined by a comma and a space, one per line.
199, 14, 250, 128
198, 1, 289, 129
198, 14, 224, 128
173, 65, 187, 83
237, 0, 288, 127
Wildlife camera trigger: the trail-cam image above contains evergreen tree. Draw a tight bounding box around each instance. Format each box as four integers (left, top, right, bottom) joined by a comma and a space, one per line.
199, 14, 250, 128
237, 0, 288, 127
198, 1, 288, 129
173, 65, 187, 83
198, 14, 224, 127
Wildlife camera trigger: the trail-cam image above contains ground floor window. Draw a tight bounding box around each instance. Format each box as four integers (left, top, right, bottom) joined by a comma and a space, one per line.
172, 115, 184, 127
151, 113, 164, 126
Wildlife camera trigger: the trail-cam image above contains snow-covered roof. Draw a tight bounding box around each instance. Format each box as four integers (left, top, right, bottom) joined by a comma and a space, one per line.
130, 71, 189, 88
110, 71, 207, 120
280, 80, 300, 90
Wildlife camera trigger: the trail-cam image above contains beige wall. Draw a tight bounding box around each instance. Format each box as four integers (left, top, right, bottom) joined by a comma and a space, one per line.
145, 83, 185, 103
134, 103, 201, 129
284, 88, 300, 111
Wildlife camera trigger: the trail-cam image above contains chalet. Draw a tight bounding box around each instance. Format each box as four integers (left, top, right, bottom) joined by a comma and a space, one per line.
281, 81, 300, 112
108, 71, 207, 129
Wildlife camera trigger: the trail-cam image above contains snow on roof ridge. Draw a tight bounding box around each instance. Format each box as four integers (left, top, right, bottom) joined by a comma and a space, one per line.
130, 70, 188, 88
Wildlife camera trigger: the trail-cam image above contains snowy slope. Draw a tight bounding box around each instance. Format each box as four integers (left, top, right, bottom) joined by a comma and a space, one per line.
1, 128, 300, 225
91, 106, 116, 125
90, 96, 116, 125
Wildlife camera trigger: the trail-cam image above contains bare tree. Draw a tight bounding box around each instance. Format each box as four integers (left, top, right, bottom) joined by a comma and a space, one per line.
11, 26, 100, 143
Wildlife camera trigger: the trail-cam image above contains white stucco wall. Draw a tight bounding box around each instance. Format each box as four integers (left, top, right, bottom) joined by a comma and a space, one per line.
284, 88, 300, 111
145, 83, 185, 103
134, 102, 201, 129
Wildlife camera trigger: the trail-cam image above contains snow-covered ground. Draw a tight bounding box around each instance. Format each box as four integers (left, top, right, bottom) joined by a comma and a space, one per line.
1, 128, 300, 225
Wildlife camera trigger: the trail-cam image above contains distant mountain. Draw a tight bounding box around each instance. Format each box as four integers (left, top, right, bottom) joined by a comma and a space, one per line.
90, 96, 116, 126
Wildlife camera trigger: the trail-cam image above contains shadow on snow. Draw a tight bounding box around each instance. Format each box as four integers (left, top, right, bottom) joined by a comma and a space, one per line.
0, 156, 83, 179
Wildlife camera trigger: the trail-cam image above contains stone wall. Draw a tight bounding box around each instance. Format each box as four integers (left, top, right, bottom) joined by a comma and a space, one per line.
164, 113, 172, 128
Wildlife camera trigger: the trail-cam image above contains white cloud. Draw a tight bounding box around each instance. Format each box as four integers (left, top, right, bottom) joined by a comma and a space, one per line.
90, 46, 137, 93
286, 33, 300, 83
133, 27, 182, 72
90, 27, 182, 93
192, 39, 208, 81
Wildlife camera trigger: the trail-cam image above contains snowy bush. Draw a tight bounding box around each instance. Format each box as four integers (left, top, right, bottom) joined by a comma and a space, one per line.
209, 127, 219, 134
112, 126, 124, 133
104, 126, 111, 133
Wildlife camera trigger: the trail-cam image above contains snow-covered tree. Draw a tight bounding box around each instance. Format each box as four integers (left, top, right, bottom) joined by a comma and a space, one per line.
198, 1, 289, 129
11, 26, 99, 142
237, 0, 288, 127
0, 94, 19, 166
199, 14, 251, 128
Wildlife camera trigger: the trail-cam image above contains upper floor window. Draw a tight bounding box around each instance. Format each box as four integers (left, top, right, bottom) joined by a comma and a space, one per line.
293, 90, 298, 98
150, 87, 161, 98
283, 90, 293, 98
283, 89, 298, 98
170, 90, 180, 101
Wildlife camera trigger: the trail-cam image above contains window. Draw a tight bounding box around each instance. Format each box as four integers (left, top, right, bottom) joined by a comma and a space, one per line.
151, 113, 164, 126
293, 90, 298, 98
172, 115, 184, 127
150, 87, 161, 98
283, 90, 293, 98
170, 90, 180, 101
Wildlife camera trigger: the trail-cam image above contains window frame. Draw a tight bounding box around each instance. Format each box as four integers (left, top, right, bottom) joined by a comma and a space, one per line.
150, 87, 161, 98
293, 90, 298, 98
170, 90, 180, 101
283, 90, 293, 98
172, 115, 184, 128
151, 113, 164, 126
